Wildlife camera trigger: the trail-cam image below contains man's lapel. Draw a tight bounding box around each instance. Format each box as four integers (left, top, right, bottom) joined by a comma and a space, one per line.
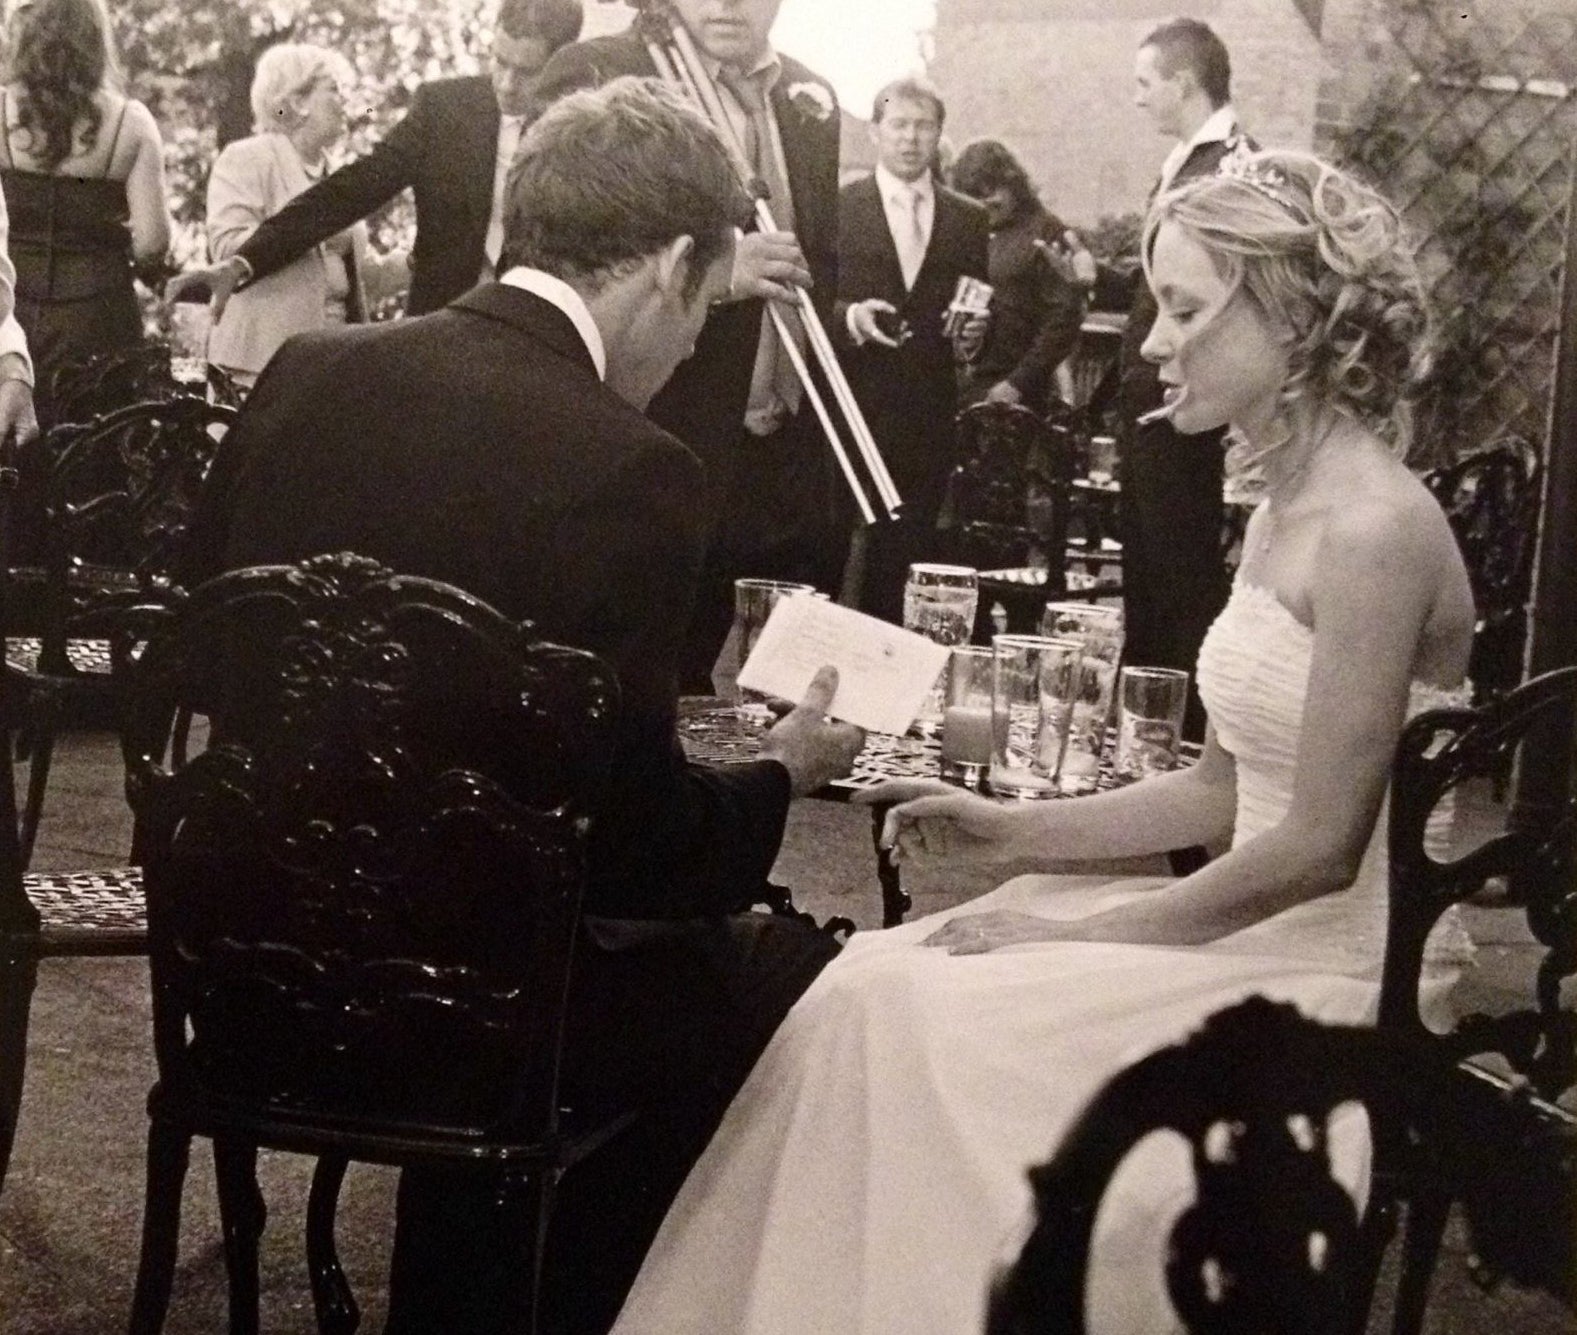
772, 77, 831, 251
911, 187, 956, 294
856, 175, 906, 296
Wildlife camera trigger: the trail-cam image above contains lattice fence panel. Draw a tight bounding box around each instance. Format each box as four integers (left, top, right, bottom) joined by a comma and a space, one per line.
1320, 0, 1577, 466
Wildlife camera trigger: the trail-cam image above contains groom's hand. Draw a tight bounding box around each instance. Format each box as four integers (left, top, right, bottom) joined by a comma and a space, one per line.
758, 665, 864, 796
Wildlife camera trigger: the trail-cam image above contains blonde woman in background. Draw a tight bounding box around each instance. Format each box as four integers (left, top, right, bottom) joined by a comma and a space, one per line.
0, 0, 170, 428
205, 43, 407, 388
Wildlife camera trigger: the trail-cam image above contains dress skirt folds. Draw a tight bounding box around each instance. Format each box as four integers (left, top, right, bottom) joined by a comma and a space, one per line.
609, 573, 1473, 1335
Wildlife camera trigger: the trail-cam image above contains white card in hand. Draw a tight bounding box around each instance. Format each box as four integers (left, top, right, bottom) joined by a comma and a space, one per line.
736, 594, 950, 735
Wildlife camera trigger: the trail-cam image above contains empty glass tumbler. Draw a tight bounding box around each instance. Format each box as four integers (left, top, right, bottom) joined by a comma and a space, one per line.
1040, 603, 1124, 793
729, 578, 815, 717
1113, 666, 1189, 780
988, 634, 1083, 799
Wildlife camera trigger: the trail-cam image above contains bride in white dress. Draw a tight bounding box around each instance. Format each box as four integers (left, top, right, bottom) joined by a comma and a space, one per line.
609, 151, 1477, 1335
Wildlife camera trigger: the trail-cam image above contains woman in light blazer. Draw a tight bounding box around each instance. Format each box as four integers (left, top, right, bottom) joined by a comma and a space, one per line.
206, 43, 407, 386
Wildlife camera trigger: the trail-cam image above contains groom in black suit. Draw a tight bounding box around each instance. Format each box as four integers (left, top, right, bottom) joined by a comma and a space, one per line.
171, 0, 584, 318
184, 78, 863, 1334
532, 0, 848, 687
1119, 18, 1252, 740
836, 77, 989, 623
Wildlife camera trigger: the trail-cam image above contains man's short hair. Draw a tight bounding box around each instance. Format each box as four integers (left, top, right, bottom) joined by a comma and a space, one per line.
497, 0, 583, 52
1141, 17, 1231, 108
501, 77, 751, 296
871, 76, 945, 128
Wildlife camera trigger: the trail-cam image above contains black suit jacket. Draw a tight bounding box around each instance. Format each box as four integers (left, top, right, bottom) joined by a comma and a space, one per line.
184, 285, 792, 919
836, 176, 989, 516
234, 76, 498, 317
531, 35, 841, 480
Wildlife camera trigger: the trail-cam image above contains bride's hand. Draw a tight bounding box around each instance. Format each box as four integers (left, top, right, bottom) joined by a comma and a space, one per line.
924, 909, 1067, 954
856, 783, 1022, 864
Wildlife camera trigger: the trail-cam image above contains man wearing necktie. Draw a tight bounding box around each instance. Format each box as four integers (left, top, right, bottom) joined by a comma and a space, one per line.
1117, 18, 1252, 743
170, 0, 583, 320
836, 77, 989, 624
533, 0, 847, 690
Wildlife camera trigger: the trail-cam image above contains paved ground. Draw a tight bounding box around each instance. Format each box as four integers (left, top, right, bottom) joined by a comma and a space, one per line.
0, 730, 1571, 1333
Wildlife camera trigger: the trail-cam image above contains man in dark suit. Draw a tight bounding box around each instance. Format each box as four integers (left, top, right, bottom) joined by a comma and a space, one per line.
837, 77, 989, 623
184, 78, 863, 1335
169, 0, 584, 318
1118, 17, 1251, 740
531, 0, 848, 688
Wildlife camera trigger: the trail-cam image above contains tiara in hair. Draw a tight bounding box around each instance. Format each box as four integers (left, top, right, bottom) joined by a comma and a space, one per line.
1216, 146, 1303, 215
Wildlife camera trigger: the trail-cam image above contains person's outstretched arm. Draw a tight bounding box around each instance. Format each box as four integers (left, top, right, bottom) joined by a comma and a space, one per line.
169, 89, 428, 317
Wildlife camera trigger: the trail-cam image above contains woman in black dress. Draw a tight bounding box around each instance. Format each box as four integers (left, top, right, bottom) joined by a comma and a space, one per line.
0, 0, 171, 428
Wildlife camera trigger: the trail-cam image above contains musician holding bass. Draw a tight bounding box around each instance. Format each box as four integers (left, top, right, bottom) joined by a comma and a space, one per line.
533, 0, 850, 689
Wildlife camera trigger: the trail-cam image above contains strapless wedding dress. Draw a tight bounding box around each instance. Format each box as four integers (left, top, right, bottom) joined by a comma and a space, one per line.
610, 580, 1472, 1335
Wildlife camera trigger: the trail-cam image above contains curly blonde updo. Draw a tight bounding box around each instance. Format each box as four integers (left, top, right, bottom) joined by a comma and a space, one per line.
1144, 149, 1433, 463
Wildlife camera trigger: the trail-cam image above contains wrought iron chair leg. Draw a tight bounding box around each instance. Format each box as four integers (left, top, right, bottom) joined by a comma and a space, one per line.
306, 1154, 360, 1335
19, 715, 56, 868
1346, 1193, 1401, 1335
1390, 1187, 1452, 1335
869, 804, 910, 927
500, 1167, 557, 1335
213, 1137, 265, 1335
0, 939, 39, 1201
127, 1118, 192, 1335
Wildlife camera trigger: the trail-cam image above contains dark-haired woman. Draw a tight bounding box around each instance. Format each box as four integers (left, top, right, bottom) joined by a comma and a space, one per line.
0, 0, 170, 427
949, 138, 1090, 414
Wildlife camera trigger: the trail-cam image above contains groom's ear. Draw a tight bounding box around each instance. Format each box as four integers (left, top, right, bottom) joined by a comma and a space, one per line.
653, 235, 697, 299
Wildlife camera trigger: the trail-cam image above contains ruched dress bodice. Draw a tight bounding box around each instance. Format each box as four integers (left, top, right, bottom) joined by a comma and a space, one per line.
1198, 578, 1473, 973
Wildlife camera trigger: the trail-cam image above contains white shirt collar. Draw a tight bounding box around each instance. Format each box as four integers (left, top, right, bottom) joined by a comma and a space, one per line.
1159, 103, 1237, 190
498, 266, 607, 381
874, 162, 933, 205
1186, 103, 1238, 152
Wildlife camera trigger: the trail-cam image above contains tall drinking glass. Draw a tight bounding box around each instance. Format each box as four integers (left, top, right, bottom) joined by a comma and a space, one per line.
939, 645, 994, 786
988, 634, 1082, 799
1113, 666, 1189, 781
730, 578, 815, 718
168, 302, 211, 388
1040, 603, 1124, 793
903, 563, 979, 731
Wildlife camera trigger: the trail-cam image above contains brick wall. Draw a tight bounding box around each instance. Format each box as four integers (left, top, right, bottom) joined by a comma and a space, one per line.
929, 0, 1323, 227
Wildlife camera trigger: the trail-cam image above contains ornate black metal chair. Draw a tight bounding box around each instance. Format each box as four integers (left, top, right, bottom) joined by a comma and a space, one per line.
0, 430, 150, 1206
943, 401, 1079, 635
985, 996, 1409, 1335
1422, 438, 1542, 705
122, 553, 630, 1335
7, 397, 236, 860
1358, 665, 1577, 1333
47, 343, 241, 426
